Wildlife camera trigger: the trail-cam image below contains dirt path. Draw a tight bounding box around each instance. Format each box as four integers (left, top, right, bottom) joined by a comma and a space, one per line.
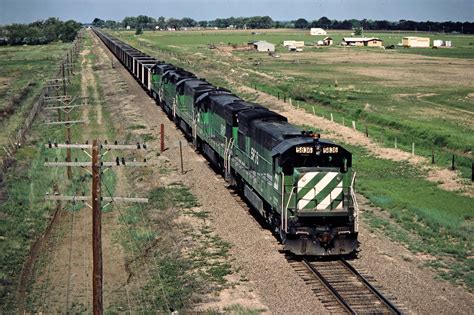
96, 31, 474, 314
236, 85, 473, 197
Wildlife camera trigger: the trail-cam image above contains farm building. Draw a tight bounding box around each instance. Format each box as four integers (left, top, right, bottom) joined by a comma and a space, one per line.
402, 37, 430, 48
310, 28, 327, 35
323, 37, 333, 46
250, 40, 275, 52
433, 39, 452, 47
341, 37, 383, 47
283, 40, 305, 48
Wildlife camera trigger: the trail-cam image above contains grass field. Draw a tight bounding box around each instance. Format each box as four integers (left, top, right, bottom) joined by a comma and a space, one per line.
113, 29, 474, 178
111, 28, 474, 290
0, 42, 70, 154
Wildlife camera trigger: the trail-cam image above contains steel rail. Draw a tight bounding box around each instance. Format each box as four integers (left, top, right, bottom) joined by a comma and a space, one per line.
340, 258, 402, 315
302, 258, 356, 315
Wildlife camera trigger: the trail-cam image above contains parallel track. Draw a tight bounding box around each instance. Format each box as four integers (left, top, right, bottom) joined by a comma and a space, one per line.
290, 258, 403, 314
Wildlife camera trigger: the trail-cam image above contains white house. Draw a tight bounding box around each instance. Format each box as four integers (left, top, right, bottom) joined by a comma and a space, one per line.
310, 28, 327, 36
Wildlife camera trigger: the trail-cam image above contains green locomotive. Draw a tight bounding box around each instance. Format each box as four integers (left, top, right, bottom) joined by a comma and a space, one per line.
95, 29, 359, 256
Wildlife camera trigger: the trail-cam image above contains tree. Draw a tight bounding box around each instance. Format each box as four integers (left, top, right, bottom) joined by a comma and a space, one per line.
180, 17, 197, 28
294, 18, 309, 29
353, 27, 362, 36
198, 20, 208, 28
104, 20, 119, 29
157, 16, 166, 30
316, 16, 332, 29
1, 18, 81, 45
167, 18, 182, 30
135, 27, 143, 35
92, 18, 105, 28
58, 20, 82, 42
122, 16, 138, 29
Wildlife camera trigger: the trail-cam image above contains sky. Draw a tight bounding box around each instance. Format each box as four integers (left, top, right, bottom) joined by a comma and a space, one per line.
1, 0, 473, 25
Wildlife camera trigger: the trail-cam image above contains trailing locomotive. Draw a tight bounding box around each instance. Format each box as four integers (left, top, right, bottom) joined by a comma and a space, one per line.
93, 28, 359, 256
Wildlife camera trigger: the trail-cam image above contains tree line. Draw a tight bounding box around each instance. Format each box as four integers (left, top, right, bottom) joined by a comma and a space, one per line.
0, 18, 82, 45
93, 15, 474, 34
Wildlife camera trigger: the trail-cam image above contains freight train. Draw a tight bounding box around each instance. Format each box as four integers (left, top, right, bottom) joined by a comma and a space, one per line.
93, 28, 359, 256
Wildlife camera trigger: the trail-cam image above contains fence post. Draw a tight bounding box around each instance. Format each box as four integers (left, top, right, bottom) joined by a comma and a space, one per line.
342, 117, 345, 126
312, 107, 315, 115
289, 98, 292, 106
451, 155, 455, 170
179, 141, 184, 174
352, 121, 356, 130
160, 124, 165, 153
330, 113, 333, 122
395, 138, 397, 149
412, 142, 415, 156
431, 149, 435, 164
283, 94, 286, 103
365, 126, 368, 137
277, 92, 280, 100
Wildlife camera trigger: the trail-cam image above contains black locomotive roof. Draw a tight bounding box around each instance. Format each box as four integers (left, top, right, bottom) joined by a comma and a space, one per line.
238, 108, 286, 135
164, 68, 196, 83
223, 101, 266, 124
177, 79, 215, 97
196, 91, 241, 114
153, 63, 175, 75
251, 120, 301, 150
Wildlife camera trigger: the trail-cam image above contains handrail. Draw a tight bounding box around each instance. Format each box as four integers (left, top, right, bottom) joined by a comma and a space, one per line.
350, 172, 359, 232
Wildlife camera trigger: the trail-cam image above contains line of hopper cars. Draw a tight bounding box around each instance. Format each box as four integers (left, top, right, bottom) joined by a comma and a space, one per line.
93, 28, 359, 256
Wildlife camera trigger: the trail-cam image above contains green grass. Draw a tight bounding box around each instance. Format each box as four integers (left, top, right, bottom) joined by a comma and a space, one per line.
0, 42, 70, 154
348, 144, 473, 289
110, 29, 474, 179
0, 79, 86, 312
117, 183, 232, 312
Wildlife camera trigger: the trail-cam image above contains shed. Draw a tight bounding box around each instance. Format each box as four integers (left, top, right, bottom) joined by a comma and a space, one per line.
283, 40, 305, 48
310, 28, 327, 36
253, 41, 275, 52
402, 37, 430, 48
433, 40, 444, 47
323, 37, 333, 46
342, 37, 383, 47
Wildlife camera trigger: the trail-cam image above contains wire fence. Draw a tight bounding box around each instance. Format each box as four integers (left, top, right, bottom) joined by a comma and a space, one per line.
0, 34, 82, 174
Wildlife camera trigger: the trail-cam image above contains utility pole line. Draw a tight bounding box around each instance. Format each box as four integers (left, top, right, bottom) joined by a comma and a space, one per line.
44, 96, 88, 179
44, 139, 149, 315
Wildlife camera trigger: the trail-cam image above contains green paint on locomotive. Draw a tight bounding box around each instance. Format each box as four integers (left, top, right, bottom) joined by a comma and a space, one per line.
151, 70, 355, 222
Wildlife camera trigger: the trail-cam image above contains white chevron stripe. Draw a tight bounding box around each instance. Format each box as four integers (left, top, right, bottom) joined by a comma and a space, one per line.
335, 201, 343, 210
297, 172, 318, 193
317, 183, 343, 210
297, 172, 338, 210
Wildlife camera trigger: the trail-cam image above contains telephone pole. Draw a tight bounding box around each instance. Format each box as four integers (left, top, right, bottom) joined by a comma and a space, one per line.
91, 139, 102, 315
45, 140, 148, 315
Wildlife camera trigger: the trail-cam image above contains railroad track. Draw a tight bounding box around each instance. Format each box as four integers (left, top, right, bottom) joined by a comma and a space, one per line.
290, 257, 403, 314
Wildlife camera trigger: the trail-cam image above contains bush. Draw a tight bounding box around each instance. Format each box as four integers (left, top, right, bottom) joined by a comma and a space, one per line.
0, 18, 81, 46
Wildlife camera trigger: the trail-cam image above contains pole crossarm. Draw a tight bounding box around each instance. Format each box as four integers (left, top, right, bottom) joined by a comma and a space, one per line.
45, 195, 148, 203
45, 120, 87, 125
44, 143, 149, 150
44, 161, 148, 167
44, 95, 73, 102
44, 104, 87, 110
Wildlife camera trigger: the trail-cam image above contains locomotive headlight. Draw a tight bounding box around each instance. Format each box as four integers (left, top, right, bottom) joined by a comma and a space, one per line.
315, 144, 322, 155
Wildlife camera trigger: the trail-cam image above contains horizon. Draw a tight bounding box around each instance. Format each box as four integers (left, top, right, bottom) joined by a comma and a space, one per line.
1, 0, 473, 25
